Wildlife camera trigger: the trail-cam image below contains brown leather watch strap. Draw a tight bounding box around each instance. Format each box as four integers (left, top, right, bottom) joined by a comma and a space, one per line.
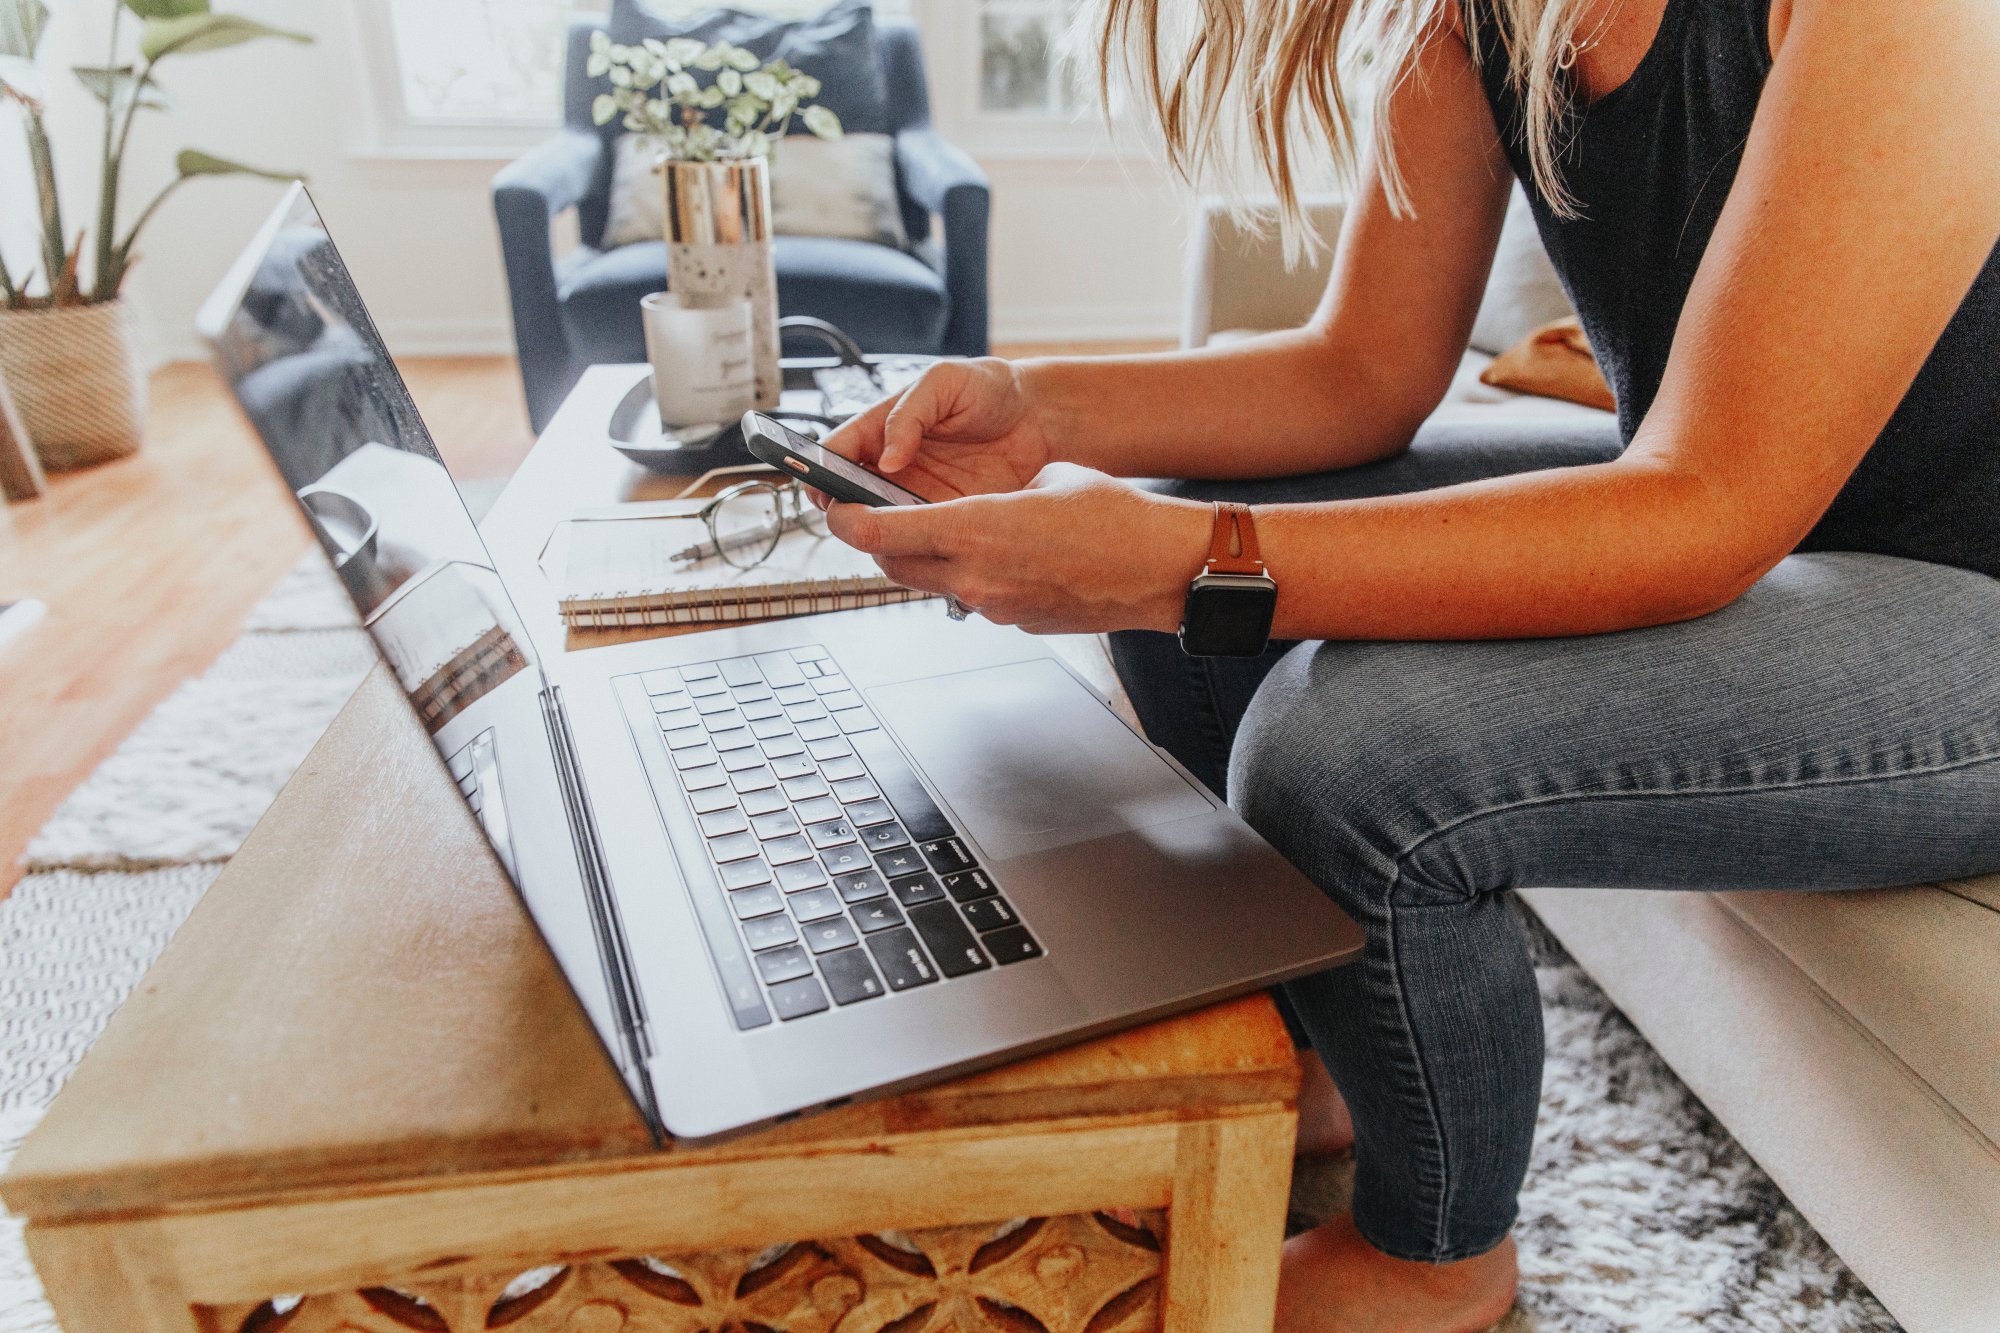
1205, 502, 1267, 575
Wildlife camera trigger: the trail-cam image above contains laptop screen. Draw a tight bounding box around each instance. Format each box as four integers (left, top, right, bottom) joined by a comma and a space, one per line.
198, 184, 653, 1122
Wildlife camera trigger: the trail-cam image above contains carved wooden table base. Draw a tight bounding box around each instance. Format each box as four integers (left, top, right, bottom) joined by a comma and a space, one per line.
201, 1209, 1168, 1333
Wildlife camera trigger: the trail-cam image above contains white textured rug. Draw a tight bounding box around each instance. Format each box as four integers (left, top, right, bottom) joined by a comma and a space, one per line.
0, 558, 1900, 1331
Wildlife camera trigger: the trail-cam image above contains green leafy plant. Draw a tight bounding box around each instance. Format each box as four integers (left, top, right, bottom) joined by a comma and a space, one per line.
589, 33, 842, 163
0, 0, 309, 310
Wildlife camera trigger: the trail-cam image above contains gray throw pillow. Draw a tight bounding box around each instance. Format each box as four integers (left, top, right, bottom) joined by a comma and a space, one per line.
1469, 185, 1576, 357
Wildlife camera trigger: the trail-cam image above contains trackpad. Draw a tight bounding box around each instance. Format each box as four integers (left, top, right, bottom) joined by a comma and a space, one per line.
867, 658, 1214, 861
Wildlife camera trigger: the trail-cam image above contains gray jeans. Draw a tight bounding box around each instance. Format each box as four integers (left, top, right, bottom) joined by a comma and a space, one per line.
1107, 418, 2000, 1263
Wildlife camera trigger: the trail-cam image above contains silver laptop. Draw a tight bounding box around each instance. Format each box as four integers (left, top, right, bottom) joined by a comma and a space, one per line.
199, 185, 1362, 1140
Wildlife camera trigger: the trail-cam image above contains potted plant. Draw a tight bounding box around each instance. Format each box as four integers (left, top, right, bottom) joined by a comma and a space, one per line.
591, 34, 842, 409
0, 0, 306, 469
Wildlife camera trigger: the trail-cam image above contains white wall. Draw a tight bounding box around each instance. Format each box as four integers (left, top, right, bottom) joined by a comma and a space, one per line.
32, 1, 1190, 366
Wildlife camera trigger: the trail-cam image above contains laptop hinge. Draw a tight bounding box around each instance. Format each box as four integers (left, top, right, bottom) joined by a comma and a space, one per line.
540, 685, 661, 1131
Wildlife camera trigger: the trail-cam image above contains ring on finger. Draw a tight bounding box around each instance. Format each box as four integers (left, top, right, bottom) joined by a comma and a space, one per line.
945, 596, 973, 621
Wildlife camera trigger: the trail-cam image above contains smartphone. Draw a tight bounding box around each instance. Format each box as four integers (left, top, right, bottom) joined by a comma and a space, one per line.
740, 411, 928, 509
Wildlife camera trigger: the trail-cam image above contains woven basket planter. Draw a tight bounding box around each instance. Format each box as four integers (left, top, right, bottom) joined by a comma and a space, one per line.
0, 300, 147, 470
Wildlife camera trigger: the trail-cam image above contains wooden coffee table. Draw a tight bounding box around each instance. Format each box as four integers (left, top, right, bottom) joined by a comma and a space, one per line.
2, 368, 1314, 1333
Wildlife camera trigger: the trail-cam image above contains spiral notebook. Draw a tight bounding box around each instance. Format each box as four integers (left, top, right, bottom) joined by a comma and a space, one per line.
550, 501, 930, 630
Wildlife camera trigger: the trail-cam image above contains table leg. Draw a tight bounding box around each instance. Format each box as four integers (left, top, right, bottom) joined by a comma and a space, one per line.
24, 1221, 205, 1333
1161, 1106, 1298, 1333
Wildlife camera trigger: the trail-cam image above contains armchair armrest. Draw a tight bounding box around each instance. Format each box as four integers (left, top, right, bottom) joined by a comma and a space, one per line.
492, 130, 606, 431
896, 127, 990, 358
1183, 195, 1346, 349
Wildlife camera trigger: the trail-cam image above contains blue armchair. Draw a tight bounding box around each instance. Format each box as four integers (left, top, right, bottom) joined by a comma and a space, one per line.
493, 17, 990, 432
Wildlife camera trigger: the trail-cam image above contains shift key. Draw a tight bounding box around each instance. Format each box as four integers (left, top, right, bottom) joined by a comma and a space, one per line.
908, 902, 991, 978
865, 927, 938, 991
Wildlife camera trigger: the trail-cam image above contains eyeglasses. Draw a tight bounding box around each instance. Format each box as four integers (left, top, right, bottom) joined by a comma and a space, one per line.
671, 479, 829, 569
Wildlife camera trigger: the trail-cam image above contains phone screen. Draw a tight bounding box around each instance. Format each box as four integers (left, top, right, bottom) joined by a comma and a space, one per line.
756, 415, 928, 507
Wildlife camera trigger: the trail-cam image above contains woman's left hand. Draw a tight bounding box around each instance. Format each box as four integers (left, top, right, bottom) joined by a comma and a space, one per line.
824, 464, 1211, 635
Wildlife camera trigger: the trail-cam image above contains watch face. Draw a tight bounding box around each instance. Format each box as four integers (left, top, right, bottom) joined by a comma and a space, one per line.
1180, 575, 1278, 658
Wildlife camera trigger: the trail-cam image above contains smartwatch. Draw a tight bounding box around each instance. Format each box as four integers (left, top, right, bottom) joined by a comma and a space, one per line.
1179, 502, 1278, 658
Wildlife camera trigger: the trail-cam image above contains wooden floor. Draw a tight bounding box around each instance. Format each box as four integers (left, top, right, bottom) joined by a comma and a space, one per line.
0, 345, 1166, 896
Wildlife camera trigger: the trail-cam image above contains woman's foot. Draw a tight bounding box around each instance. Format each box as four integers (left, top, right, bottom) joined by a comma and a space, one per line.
1275, 1214, 1518, 1333
1296, 1049, 1356, 1156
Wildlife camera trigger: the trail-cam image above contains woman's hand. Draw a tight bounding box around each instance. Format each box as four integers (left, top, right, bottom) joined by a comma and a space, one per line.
824, 463, 1211, 635
821, 358, 1056, 502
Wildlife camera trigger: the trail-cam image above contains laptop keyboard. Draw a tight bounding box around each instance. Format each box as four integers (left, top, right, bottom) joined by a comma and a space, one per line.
623, 646, 1042, 1029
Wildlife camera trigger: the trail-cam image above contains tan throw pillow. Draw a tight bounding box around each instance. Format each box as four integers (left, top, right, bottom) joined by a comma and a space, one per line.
1479, 316, 1616, 412
600, 132, 909, 251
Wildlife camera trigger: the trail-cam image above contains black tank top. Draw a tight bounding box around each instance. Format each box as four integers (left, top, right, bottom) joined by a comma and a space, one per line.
1476, 0, 2000, 579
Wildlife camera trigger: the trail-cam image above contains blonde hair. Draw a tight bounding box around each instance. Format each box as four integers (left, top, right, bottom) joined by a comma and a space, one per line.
1090, 0, 1596, 233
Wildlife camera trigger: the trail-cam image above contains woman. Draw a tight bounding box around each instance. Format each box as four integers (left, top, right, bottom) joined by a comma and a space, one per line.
823, 0, 2000, 1327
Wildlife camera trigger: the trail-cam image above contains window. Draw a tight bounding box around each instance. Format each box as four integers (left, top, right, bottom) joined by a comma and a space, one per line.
974, 0, 1084, 117
382, 0, 603, 126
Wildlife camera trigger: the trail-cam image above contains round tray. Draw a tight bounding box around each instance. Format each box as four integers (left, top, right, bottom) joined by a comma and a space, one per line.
605, 376, 758, 476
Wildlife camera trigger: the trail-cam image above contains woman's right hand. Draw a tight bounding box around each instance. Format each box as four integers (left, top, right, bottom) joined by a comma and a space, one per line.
821, 357, 1056, 502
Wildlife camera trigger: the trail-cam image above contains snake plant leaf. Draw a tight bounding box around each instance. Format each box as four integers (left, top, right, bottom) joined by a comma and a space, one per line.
0, 0, 48, 60
176, 148, 295, 182
122, 0, 210, 17
73, 65, 173, 113
139, 13, 309, 63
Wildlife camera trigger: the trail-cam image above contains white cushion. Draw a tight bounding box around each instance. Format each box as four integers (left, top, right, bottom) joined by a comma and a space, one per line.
601, 132, 909, 251
1468, 185, 1575, 357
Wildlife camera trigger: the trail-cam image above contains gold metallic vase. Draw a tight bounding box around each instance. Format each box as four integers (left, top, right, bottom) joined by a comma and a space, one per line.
660, 157, 781, 409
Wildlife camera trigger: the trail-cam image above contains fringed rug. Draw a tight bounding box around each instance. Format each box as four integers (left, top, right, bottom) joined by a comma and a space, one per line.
0, 558, 1899, 1331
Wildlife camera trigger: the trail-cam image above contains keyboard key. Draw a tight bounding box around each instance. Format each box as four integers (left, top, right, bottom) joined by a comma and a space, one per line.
837, 709, 879, 735
682, 662, 720, 681
943, 869, 999, 903
863, 823, 912, 854
742, 913, 798, 951
730, 884, 784, 919
699, 707, 743, 731
731, 767, 777, 794
761, 734, 807, 759
662, 726, 707, 751
818, 947, 885, 1004
821, 755, 867, 783
751, 810, 801, 840
722, 748, 768, 773
698, 808, 749, 838
756, 652, 806, 687
866, 928, 939, 991
730, 682, 773, 704
793, 644, 831, 662
983, 925, 1044, 964
875, 846, 925, 878
719, 658, 762, 687
755, 943, 814, 985
673, 745, 719, 771
890, 873, 947, 908
834, 780, 883, 806
819, 688, 861, 709
797, 717, 839, 742
776, 859, 829, 893
741, 698, 784, 722
850, 731, 955, 843
741, 787, 789, 817
960, 895, 1021, 933
788, 887, 844, 922
799, 659, 827, 678
801, 916, 860, 954
764, 834, 815, 865
771, 754, 816, 781
688, 678, 730, 700
844, 797, 895, 827
850, 897, 906, 933
775, 683, 817, 706
689, 786, 739, 816
834, 868, 889, 902
719, 857, 772, 891
708, 726, 757, 752
794, 794, 842, 825
680, 764, 728, 791
809, 736, 855, 762
819, 843, 873, 877
750, 717, 793, 740
707, 831, 760, 864
768, 975, 830, 1021
807, 819, 857, 850
909, 902, 991, 978
783, 774, 830, 802
641, 669, 683, 695
786, 701, 829, 724
921, 838, 977, 874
